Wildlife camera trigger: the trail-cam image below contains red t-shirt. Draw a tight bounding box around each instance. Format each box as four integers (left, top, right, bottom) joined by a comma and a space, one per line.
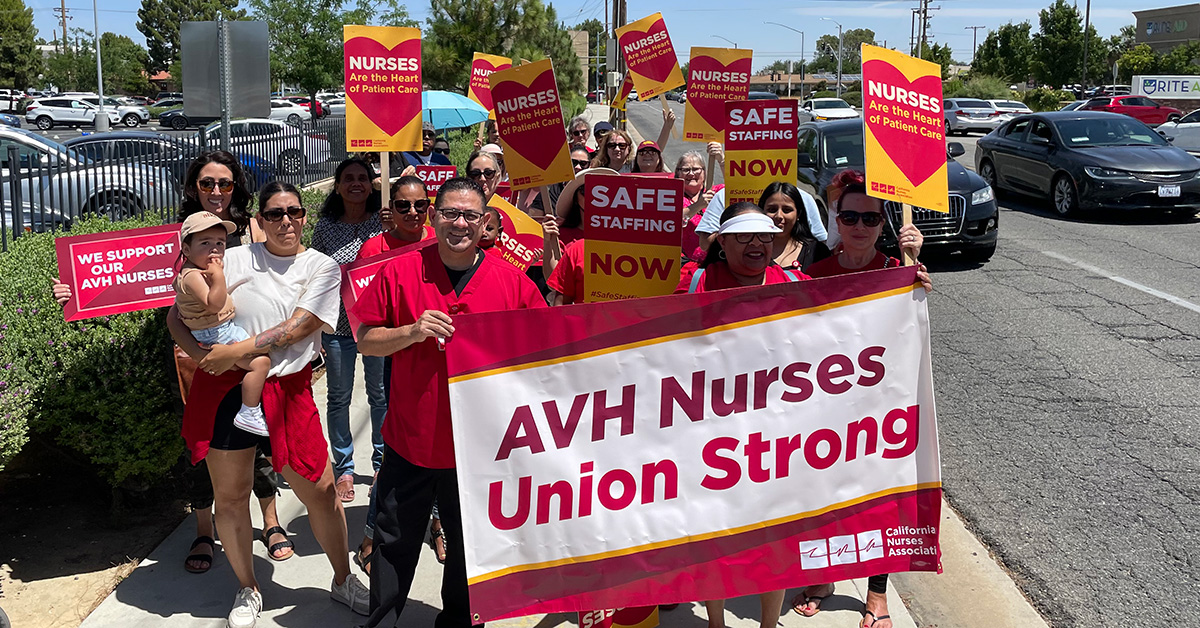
356, 226, 435, 260
674, 260, 810, 293
547, 239, 585, 303
351, 245, 546, 468
806, 251, 899, 278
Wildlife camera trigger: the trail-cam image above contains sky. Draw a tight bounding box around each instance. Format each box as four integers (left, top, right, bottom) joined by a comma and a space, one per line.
29, 0, 1152, 71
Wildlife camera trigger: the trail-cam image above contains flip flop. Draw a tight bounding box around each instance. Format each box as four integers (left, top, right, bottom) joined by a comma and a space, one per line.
428, 524, 447, 564
354, 544, 374, 577
184, 535, 215, 574
260, 526, 294, 561
792, 583, 834, 617
336, 474, 355, 503
862, 610, 892, 627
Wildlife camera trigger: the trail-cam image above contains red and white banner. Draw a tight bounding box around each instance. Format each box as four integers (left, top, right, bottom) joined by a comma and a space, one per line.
56, 224, 182, 321
414, 165, 458, 197
340, 239, 434, 340
446, 267, 942, 621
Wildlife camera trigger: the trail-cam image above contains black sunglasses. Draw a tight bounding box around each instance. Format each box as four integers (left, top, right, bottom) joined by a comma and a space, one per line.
572, 159, 590, 169
836, 210, 884, 227
732, 232, 775, 244
390, 199, 430, 214
467, 168, 499, 179
434, 148, 451, 155
198, 178, 234, 192
261, 205, 306, 222
571, 129, 589, 136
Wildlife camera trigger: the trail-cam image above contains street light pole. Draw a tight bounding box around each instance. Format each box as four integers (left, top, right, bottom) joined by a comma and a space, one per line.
712, 35, 738, 49
763, 22, 804, 97
821, 18, 843, 96
92, 0, 108, 132
1080, 0, 1092, 90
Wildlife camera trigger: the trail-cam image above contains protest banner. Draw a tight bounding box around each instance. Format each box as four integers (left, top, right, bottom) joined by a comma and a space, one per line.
862, 43, 948, 231
616, 13, 685, 100
488, 195, 545, 273
468, 52, 514, 118
489, 59, 574, 191
414, 165, 458, 197
583, 173, 683, 302
340, 239, 435, 340
56, 224, 182, 321
446, 266, 942, 621
611, 73, 635, 112
683, 47, 753, 143
343, 25, 422, 153
723, 99, 798, 204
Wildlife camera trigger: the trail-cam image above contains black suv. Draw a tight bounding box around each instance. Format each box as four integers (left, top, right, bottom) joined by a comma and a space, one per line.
796, 118, 1000, 262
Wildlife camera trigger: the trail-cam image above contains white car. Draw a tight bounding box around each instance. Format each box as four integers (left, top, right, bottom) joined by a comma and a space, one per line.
24, 97, 121, 130
1155, 109, 1200, 155
987, 99, 1033, 118
269, 99, 312, 125
325, 98, 346, 115
798, 98, 860, 122
77, 95, 152, 128
204, 118, 331, 178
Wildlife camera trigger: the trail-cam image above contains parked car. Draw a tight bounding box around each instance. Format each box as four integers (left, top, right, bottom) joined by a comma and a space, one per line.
987, 99, 1033, 117
795, 118, 999, 261
1078, 95, 1182, 126
325, 98, 346, 116
747, 91, 780, 100
158, 108, 208, 130
269, 99, 312, 125
0, 125, 176, 222
0, 113, 20, 128
1060, 100, 1087, 111
664, 91, 681, 102
154, 91, 183, 102
628, 91, 639, 102
76, 95, 151, 128
62, 131, 276, 191
798, 98, 859, 122
1153, 108, 1200, 156
679, 91, 687, 103
24, 98, 121, 130
153, 97, 184, 110
121, 96, 152, 106
283, 96, 329, 118
204, 118, 332, 177
0, 89, 23, 113
1085, 84, 1131, 97
943, 98, 1004, 135
976, 111, 1200, 217
586, 91, 602, 103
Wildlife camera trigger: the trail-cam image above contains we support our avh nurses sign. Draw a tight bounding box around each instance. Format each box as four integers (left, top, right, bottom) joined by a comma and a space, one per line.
616, 13, 686, 99
684, 47, 753, 142
56, 224, 182, 321
724, 99, 799, 204
489, 59, 575, 190
468, 53, 513, 119
446, 267, 942, 621
584, 174, 683, 302
862, 44, 948, 212
343, 25, 423, 152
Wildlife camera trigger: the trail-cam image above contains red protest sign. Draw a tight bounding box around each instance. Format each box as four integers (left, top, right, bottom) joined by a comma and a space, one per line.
489, 59, 574, 190
583, 173, 683, 301
468, 53, 513, 117
683, 47, 753, 142
723, 99, 799, 204
343, 25, 423, 152
341, 239, 436, 340
489, 195, 544, 272
56, 224, 182, 321
615, 13, 685, 99
414, 165, 457, 197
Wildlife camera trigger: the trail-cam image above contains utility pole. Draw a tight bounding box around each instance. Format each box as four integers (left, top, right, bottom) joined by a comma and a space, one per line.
965, 26, 985, 62
1080, 0, 1092, 90
53, 0, 70, 53
821, 18, 843, 96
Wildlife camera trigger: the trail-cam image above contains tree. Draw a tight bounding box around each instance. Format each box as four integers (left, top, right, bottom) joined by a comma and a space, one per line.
0, 0, 41, 89
1031, 0, 1085, 88
919, 42, 954, 79
756, 59, 791, 76
1157, 41, 1200, 75
43, 28, 95, 92
1116, 44, 1158, 82
100, 33, 153, 94
136, 0, 246, 74
809, 28, 875, 74
508, 2, 584, 96
972, 22, 1032, 82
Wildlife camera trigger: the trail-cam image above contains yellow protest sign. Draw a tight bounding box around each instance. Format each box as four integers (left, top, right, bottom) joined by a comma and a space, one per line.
616, 13, 685, 99
723, 100, 798, 204
343, 25, 423, 152
683, 47, 752, 142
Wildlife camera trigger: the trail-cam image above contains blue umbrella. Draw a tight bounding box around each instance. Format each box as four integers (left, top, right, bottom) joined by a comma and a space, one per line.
422, 90, 489, 130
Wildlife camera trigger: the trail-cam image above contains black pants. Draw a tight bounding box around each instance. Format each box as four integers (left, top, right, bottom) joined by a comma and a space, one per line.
367, 445, 479, 628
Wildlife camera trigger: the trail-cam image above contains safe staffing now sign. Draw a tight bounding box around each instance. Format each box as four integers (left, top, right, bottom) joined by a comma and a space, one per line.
723, 100, 798, 204
343, 25, 423, 152
583, 173, 683, 302
861, 44, 948, 212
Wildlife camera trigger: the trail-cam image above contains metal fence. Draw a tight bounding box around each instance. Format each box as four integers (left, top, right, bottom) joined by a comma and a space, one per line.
0, 115, 349, 251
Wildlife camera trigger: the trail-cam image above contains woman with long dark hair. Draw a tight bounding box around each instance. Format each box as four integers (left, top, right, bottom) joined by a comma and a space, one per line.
758, 181, 831, 272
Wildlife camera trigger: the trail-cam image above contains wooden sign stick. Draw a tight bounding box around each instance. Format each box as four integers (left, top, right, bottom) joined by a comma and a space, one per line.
901, 203, 915, 266
476, 121, 487, 146
380, 151, 391, 195
705, 154, 716, 189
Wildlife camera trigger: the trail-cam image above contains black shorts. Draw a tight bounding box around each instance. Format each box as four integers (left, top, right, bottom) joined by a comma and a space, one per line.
209, 384, 272, 455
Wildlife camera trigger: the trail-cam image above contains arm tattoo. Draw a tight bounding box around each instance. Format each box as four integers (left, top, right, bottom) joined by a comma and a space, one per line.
254, 310, 315, 352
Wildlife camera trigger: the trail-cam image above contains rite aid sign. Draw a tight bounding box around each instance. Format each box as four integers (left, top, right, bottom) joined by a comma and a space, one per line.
1145, 19, 1187, 37
1135, 75, 1200, 99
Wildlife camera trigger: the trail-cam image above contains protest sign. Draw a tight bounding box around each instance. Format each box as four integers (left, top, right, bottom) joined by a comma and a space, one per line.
862, 44, 948, 214
723, 99, 799, 204
468, 53, 514, 119
446, 266, 942, 621
56, 224, 181, 321
340, 239, 435, 340
343, 25, 423, 152
489, 59, 574, 191
415, 165, 458, 197
611, 73, 635, 112
683, 47, 753, 142
583, 173, 683, 302
488, 195, 544, 272
616, 13, 685, 99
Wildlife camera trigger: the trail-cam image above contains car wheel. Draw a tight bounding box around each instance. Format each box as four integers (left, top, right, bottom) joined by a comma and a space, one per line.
89, 192, 139, 219
287, 113, 302, 126
278, 149, 305, 176
1051, 174, 1078, 217
123, 114, 140, 127
963, 243, 996, 263
170, 116, 188, 130
978, 159, 1002, 197
36, 115, 52, 130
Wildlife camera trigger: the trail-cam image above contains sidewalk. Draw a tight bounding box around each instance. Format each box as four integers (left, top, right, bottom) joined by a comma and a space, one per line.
79, 358, 918, 628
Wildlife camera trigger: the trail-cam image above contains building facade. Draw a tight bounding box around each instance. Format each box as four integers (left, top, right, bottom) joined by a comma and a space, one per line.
1134, 4, 1200, 53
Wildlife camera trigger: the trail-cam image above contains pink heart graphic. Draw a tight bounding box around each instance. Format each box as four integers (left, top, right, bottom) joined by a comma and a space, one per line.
619, 19, 677, 84
688, 55, 752, 132
491, 70, 565, 172
344, 37, 422, 136
863, 59, 945, 188
470, 58, 511, 111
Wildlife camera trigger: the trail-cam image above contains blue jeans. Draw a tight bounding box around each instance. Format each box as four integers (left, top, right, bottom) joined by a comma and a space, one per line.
322, 333, 387, 479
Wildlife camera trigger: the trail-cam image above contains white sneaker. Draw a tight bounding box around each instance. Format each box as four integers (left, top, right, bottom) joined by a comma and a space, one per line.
233, 404, 269, 437
227, 587, 262, 628
330, 573, 370, 616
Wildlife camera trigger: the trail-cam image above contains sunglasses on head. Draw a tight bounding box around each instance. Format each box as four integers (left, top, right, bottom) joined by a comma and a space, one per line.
467, 168, 498, 179
198, 178, 234, 192
731, 232, 775, 244
260, 206, 306, 222
390, 198, 430, 214
836, 210, 884, 227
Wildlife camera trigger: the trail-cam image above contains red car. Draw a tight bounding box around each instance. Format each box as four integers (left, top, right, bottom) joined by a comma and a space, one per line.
284, 96, 328, 118
1079, 95, 1182, 126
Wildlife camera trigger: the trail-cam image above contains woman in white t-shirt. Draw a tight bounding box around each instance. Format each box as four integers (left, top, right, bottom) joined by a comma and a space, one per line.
167, 181, 370, 628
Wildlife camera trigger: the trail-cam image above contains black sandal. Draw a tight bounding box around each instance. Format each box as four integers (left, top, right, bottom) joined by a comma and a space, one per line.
259, 526, 294, 561
184, 535, 215, 574
354, 544, 374, 577
863, 610, 892, 627
428, 524, 447, 564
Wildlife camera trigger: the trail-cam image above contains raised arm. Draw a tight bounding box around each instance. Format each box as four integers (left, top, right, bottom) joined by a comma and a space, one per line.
656, 106, 675, 150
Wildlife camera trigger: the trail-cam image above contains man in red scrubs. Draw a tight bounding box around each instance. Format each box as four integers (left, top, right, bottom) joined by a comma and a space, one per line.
354, 177, 546, 627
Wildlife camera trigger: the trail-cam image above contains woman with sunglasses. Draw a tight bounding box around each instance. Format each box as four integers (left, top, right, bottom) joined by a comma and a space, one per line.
432, 138, 451, 158
310, 158, 388, 508
358, 176, 435, 259
465, 150, 506, 205
169, 182, 370, 627
567, 116, 594, 153
590, 129, 635, 172
631, 140, 670, 174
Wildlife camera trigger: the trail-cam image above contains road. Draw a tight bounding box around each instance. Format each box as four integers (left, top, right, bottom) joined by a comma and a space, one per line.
632, 99, 1200, 628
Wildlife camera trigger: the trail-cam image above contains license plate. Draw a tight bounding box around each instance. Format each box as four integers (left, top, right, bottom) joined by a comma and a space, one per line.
1158, 184, 1181, 197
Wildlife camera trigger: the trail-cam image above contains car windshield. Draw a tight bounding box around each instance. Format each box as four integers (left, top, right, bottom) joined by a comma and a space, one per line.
15, 129, 89, 163
821, 128, 866, 167
1054, 118, 1169, 147
814, 100, 851, 110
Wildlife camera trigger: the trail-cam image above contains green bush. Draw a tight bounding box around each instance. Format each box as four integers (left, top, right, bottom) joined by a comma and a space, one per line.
561, 92, 587, 120
0, 216, 182, 484
812, 90, 837, 99
943, 79, 965, 98
1022, 87, 1074, 112
957, 75, 1011, 100
841, 91, 863, 107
